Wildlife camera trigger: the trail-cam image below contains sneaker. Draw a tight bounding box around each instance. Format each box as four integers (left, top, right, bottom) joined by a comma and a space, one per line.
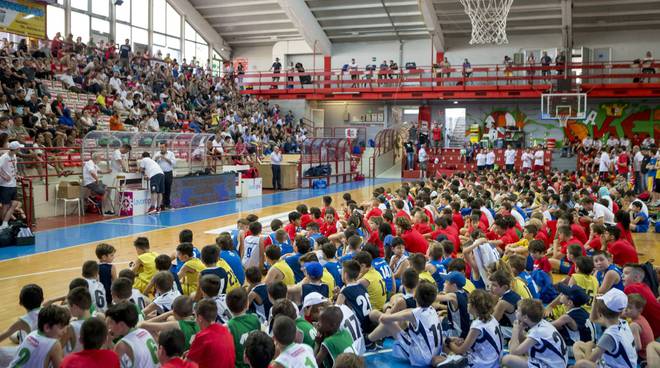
147, 207, 158, 215
365, 340, 383, 352
435, 355, 468, 368
104, 211, 116, 216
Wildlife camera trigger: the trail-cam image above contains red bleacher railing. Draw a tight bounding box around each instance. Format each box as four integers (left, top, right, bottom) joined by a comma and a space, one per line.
18, 177, 34, 229
299, 138, 353, 188
238, 60, 660, 94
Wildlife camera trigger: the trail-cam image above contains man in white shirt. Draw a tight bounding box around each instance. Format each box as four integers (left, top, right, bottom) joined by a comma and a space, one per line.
139, 152, 165, 214
485, 149, 496, 170
521, 149, 533, 172
146, 112, 160, 132
533, 147, 545, 172
418, 144, 428, 178
504, 145, 517, 172
82, 153, 113, 215
599, 150, 612, 179
633, 146, 646, 193
153, 142, 176, 210
270, 146, 283, 190
476, 150, 486, 172
0, 142, 23, 228
111, 144, 131, 173
619, 137, 630, 150
581, 197, 616, 226
606, 135, 619, 148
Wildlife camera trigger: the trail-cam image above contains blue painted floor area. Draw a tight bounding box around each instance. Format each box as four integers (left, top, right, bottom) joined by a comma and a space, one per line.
0, 179, 398, 260
365, 339, 412, 368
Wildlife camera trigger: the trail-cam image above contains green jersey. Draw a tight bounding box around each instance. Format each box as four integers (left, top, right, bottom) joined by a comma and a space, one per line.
228, 314, 262, 368
321, 329, 355, 368
177, 319, 200, 350
296, 318, 317, 348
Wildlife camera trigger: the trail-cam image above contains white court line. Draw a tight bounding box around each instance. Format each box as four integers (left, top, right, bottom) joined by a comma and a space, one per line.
204, 211, 291, 235
0, 261, 131, 281
103, 222, 168, 228
364, 348, 393, 357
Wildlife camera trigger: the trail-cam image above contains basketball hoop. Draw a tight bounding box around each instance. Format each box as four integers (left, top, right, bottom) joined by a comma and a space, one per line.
459, 0, 514, 45
558, 113, 570, 128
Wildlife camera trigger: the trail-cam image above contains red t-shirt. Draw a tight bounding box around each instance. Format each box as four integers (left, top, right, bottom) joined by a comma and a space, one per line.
188, 324, 235, 368
61, 350, 120, 368
533, 256, 552, 273
389, 222, 397, 236
624, 282, 660, 339
413, 222, 433, 235
284, 223, 298, 241
432, 127, 442, 141
300, 214, 312, 230
586, 235, 602, 251
401, 229, 429, 254
163, 358, 199, 368
366, 207, 382, 221
616, 223, 635, 248
560, 237, 584, 255
429, 228, 459, 256
535, 231, 550, 249
320, 221, 337, 237
452, 212, 464, 230
321, 207, 339, 221
607, 239, 639, 267
395, 210, 411, 220
570, 224, 588, 245
367, 230, 384, 257
617, 153, 629, 174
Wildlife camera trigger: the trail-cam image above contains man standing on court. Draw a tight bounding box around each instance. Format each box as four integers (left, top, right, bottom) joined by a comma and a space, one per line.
140, 152, 165, 214
504, 145, 517, 172
270, 146, 283, 191
0, 141, 23, 228
154, 142, 176, 210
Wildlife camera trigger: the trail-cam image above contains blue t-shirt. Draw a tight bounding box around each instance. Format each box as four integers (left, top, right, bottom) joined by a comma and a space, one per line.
220, 250, 245, 285
648, 157, 657, 177
633, 211, 649, 232
324, 261, 343, 287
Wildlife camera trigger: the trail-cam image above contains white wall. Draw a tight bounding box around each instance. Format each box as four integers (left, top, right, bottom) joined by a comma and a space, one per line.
444, 33, 562, 65
233, 46, 274, 72
331, 38, 434, 69
574, 30, 657, 61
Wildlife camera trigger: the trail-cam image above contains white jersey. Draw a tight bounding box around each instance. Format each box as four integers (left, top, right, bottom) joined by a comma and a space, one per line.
597, 320, 637, 368
467, 317, 503, 368
486, 152, 495, 165
534, 150, 545, 166
504, 149, 516, 165
65, 319, 85, 354
527, 319, 568, 368
522, 152, 533, 168
130, 289, 149, 311
476, 153, 486, 166
86, 278, 107, 312
242, 235, 262, 269
118, 328, 159, 368
9, 330, 57, 368
392, 307, 443, 367
16, 308, 39, 343
392, 255, 408, 277
152, 289, 180, 314
212, 295, 232, 324
511, 208, 526, 227
273, 343, 318, 368
339, 304, 365, 355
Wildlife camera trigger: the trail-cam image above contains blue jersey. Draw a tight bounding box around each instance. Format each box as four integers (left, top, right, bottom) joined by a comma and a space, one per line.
324, 261, 343, 287
440, 257, 454, 270
339, 252, 355, 264
633, 211, 649, 232
428, 259, 447, 290
500, 290, 521, 327
220, 250, 245, 285
308, 233, 322, 248
168, 265, 183, 294
302, 283, 329, 302
531, 269, 559, 304
372, 257, 393, 294
517, 271, 540, 299
99, 263, 113, 305
559, 307, 594, 346
596, 264, 624, 291
471, 275, 486, 290
248, 283, 271, 323
341, 283, 372, 332
268, 233, 294, 255
231, 229, 240, 250
446, 289, 470, 339
285, 253, 304, 283
200, 267, 233, 295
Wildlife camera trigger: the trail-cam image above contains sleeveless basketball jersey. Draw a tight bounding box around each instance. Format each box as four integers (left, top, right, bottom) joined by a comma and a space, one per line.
392, 255, 408, 275
273, 260, 296, 286
500, 290, 521, 327
372, 257, 394, 294
99, 262, 113, 305
447, 289, 470, 338
321, 329, 356, 368
528, 320, 568, 368
228, 314, 261, 368
468, 318, 503, 368
242, 235, 261, 269
362, 268, 386, 310
16, 308, 39, 343
9, 330, 57, 368
273, 343, 317, 368
177, 319, 199, 350
200, 264, 239, 295
249, 283, 271, 323
119, 328, 159, 368
65, 318, 85, 354
153, 289, 180, 314
86, 278, 107, 312
596, 264, 624, 291
560, 307, 595, 346
285, 253, 304, 283
599, 320, 637, 368
321, 269, 336, 300
339, 304, 365, 355
419, 271, 436, 285
392, 307, 443, 367
572, 273, 599, 313
181, 258, 205, 295
135, 251, 158, 289
296, 318, 318, 348
269, 233, 294, 255
130, 289, 148, 311
324, 261, 343, 288
212, 295, 232, 323
511, 277, 532, 300
302, 283, 329, 303
428, 260, 447, 291
517, 271, 540, 299
341, 283, 372, 332
231, 229, 240, 250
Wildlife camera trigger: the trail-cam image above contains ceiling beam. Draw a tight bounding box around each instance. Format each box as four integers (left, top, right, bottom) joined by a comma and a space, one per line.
212, 19, 292, 28
324, 21, 426, 30
221, 29, 300, 36
277, 0, 332, 55
194, 1, 278, 10
561, 0, 573, 50
316, 11, 422, 21
573, 0, 660, 7
573, 19, 660, 28
203, 10, 285, 19
309, 1, 419, 12
418, 0, 444, 51
573, 9, 660, 17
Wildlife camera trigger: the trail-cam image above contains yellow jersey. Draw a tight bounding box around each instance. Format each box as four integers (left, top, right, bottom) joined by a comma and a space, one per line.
216, 258, 240, 292
419, 271, 436, 286
322, 269, 336, 300
463, 278, 476, 294
362, 268, 386, 310
134, 251, 158, 293
273, 260, 296, 286
181, 258, 205, 295
572, 273, 599, 313
512, 277, 532, 299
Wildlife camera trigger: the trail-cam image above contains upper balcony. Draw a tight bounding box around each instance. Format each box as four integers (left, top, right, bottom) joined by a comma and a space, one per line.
238, 61, 660, 100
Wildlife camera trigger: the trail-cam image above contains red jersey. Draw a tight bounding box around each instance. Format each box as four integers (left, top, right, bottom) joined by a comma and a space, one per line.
533, 256, 552, 273
413, 222, 433, 235
401, 229, 429, 254
535, 231, 550, 249
366, 207, 382, 221
321, 207, 339, 221
163, 358, 199, 368
188, 324, 235, 368
607, 239, 638, 267
367, 230, 384, 257
283, 223, 298, 241
395, 210, 411, 220
586, 235, 602, 251
432, 127, 442, 141
320, 221, 337, 237
616, 223, 635, 248
300, 214, 312, 230
560, 237, 584, 255
625, 283, 660, 339
571, 224, 588, 245
452, 212, 464, 230
617, 153, 629, 174
60, 350, 120, 368
389, 222, 397, 236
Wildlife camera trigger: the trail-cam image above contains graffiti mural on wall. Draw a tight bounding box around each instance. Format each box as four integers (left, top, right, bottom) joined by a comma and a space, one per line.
467, 107, 558, 141
565, 102, 660, 142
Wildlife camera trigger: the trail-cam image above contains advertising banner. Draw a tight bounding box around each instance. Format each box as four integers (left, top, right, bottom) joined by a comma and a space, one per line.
0, 0, 46, 39
170, 172, 236, 208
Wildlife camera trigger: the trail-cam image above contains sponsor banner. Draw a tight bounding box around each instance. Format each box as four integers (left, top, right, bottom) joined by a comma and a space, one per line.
0, 0, 46, 39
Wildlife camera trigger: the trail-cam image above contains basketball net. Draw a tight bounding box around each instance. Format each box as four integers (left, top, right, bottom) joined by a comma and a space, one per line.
558, 114, 570, 128
459, 0, 514, 45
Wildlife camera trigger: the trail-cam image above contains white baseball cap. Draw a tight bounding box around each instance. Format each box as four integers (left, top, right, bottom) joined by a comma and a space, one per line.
302, 292, 327, 310
596, 288, 627, 312
8, 141, 24, 150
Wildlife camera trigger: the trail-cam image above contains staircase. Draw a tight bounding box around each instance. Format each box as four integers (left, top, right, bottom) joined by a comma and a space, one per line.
551, 151, 577, 172
446, 117, 467, 148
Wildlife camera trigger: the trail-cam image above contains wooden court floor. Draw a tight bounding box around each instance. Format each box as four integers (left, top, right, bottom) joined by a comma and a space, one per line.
0, 180, 657, 335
